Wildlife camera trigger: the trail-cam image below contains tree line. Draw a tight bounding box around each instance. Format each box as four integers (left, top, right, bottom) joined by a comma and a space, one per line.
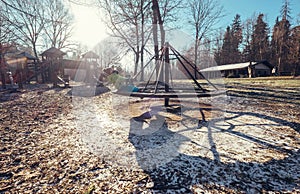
0, 0, 74, 86
214, 1, 299, 76
0, 0, 74, 59
96, 0, 225, 81
96, 0, 299, 78
1, 0, 299, 85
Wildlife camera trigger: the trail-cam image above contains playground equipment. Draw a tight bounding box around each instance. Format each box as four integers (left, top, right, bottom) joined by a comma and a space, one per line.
40, 47, 66, 87
1, 48, 105, 89
4, 56, 36, 88
115, 43, 225, 107
56, 75, 70, 88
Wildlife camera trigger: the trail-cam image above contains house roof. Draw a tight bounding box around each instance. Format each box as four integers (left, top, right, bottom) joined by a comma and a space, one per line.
200, 61, 273, 72
41, 47, 66, 57
82, 51, 99, 59
16, 52, 37, 60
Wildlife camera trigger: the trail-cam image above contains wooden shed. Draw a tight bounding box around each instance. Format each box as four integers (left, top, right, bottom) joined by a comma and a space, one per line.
41, 47, 66, 60
82, 51, 99, 60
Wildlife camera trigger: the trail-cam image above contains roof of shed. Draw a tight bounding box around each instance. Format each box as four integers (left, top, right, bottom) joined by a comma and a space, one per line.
200, 61, 273, 72
82, 51, 99, 59
16, 52, 37, 60
41, 47, 66, 57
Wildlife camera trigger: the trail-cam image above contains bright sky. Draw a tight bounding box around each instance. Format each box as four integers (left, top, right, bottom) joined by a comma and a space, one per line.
218, 0, 300, 28
68, 1, 108, 49
68, 0, 300, 49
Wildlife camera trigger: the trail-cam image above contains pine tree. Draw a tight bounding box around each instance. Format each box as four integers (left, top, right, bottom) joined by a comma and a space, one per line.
218, 15, 243, 65
231, 14, 243, 62
220, 26, 233, 64
251, 14, 270, 62
288, 26, 300, 76
270, 17, 280, 67
271, 4, 291, 75
281, 0, 291, 21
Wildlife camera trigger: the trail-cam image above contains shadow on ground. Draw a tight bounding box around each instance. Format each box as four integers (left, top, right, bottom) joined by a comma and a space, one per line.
128, 105, 300, 193
0, 84, 58, 103
226, 83, 300, 106
67, 85, 110, 97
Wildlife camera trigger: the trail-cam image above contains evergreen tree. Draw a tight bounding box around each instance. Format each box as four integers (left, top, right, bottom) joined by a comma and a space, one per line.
281, 0, 291, 21
270, 17, 279, 67
271, 12, 291, 74
218, 15, 243, 65
231, 14, 243, 62
219, 26, 232, 64
251, 14, 270, 62
288, 26, 300, 76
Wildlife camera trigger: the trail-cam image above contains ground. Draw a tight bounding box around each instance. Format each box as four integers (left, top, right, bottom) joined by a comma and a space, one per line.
0, 77, 299, 193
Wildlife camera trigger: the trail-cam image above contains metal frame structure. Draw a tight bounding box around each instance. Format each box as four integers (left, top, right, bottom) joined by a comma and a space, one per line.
115, 43, 225, 106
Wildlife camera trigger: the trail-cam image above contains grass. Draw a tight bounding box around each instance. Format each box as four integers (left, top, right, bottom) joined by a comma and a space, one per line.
170, 76, 300, 105
223, 76, 300, 88
172, 76, 300, 89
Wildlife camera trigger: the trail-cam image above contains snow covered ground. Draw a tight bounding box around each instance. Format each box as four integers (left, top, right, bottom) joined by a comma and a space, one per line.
1, 81, 299, 193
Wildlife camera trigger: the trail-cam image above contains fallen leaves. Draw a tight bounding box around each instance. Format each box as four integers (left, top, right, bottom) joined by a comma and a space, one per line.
0, 82, 299, 193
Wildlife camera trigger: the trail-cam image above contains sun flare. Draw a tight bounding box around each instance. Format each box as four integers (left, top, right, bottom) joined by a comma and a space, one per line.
70, 3, 108, 48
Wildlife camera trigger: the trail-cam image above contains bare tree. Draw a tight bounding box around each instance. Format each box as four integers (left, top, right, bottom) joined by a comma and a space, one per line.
242, 14, 257, 62
3, 0, 46, 61
213, 29, 224, 65
97, 0, 181, 80
152, 0, 181, 45
97, 0, 153, 80
151, 0, 182, 79
151, 0, 163, 78
186, 0, 224, 76
43, 0, 74, 50
94, 38, 122, 68
0, 2, 17, 88
0, 4, 16, 44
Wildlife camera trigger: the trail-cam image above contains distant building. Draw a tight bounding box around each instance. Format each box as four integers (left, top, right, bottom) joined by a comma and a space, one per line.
41, 47, 66, 60
81, 51, 99, 61
200, 61, 273, 78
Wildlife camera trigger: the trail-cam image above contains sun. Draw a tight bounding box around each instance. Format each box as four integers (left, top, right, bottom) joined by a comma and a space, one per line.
69, 3, 108, 48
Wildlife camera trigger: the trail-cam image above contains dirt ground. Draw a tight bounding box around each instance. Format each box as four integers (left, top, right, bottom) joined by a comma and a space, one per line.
0, 78, 299, 193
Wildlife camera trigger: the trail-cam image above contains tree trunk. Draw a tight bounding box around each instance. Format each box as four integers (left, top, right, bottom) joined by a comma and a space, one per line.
278, 56, 282, 75
34, 60, 38, 82
0, 50, 6, 89
152, 0, 159, 79
133, 21, 140, 78
134, 50, 139, 77
156, 0, 165, 46
140, 0, 145, 81
194, 32, 199, 80
0, 69, 6, 89
152, 0, 166, 79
